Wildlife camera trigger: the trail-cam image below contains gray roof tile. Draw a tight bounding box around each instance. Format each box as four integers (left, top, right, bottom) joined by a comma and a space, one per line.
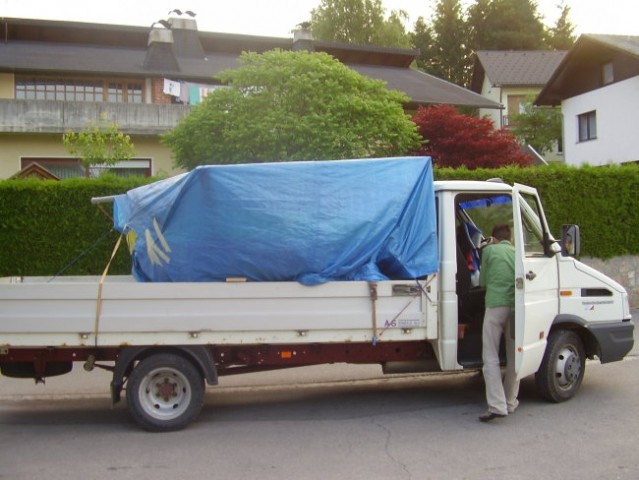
476, 50, 566, 87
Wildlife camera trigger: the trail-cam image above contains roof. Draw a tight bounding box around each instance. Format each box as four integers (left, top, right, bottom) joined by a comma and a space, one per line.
352, 65, 500, 108
537, 34, 639, 105
10, 162, 60, 180
471, 50, 566, 92
0, 16, 499, 109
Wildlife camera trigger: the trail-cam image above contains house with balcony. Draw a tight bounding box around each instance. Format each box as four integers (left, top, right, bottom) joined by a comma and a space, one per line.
0, 15, 498, 180
471, 50, 566, 162
536, 34, 639, 166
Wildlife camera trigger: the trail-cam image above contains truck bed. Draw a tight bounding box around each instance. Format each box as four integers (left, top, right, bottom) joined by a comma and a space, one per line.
0, 276, 436, 348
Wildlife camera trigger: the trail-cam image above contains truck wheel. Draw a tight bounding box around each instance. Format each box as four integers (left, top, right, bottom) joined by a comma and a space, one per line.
126, 353, 205, 432
535, 330, 585, 403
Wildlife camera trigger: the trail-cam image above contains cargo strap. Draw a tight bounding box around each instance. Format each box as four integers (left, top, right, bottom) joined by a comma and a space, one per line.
368, 282, 378, 346
94, 232, 124, 347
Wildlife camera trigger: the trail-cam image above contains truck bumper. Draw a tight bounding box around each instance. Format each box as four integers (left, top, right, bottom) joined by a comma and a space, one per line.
587, 320, 634, 363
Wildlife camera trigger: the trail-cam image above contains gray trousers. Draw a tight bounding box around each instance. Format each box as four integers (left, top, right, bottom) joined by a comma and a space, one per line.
482, 306, 520, 415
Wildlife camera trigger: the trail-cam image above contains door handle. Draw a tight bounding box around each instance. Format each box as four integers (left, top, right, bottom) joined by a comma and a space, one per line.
525, 270, 536, 281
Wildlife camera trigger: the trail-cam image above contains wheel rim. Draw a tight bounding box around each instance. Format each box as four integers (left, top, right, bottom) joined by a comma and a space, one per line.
554, 345, 582, 389
137, 367, 192, 421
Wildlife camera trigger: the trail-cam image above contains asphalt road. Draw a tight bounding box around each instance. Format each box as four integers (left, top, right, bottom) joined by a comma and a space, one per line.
0, 310, 637, 480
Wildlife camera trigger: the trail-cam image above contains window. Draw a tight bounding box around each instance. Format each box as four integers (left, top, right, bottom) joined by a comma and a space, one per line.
16, 77, 143, 103
517, 192, 546, 256
578, 111, 597, 142
21, 158, 152, 179
503, 94, 527, 127
602, 62, 614, 85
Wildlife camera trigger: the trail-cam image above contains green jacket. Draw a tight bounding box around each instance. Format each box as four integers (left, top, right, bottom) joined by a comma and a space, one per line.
479, 240, 515, 308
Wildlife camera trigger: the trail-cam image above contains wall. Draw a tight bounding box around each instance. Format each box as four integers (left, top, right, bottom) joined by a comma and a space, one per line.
478, 75, 501, 127
562, 76, 639, 166
478, 81, 563, 163
0, 74, 14, 99
582, 255, 639, 308
0, 99, 191, 135
0, 133, 183, 178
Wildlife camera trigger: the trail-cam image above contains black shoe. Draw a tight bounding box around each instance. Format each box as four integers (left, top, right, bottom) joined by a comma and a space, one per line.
478, 412, 506, 423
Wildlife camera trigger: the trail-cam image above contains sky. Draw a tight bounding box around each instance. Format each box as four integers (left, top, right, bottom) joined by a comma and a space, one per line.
1, 0, 637, 38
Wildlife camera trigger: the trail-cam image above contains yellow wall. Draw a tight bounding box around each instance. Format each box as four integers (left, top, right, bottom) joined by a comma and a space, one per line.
0, 133, 184, 179
0, 74, 15, 99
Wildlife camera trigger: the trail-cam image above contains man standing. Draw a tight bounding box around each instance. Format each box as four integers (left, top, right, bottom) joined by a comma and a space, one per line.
478, 224, 519, 422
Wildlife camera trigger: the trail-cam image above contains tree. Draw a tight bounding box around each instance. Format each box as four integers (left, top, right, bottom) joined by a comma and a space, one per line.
545, 2, 576, 50
412, 104, 533, 169
310, 0, 412, 48
413, 0, 471, 87
509, 95, 562, 155
467, 0, 546, 50
162, 50, 422, 169
62, 115, 135, 177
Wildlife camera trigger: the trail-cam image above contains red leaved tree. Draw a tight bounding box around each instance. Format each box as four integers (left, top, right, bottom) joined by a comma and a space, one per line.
412, 104, 533, 168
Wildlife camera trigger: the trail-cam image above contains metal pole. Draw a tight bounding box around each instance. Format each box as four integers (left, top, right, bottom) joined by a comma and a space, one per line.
90, 195, 116, 205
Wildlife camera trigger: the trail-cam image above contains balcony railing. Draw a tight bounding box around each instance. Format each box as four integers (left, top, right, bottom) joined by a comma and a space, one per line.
0, 99, 192, 135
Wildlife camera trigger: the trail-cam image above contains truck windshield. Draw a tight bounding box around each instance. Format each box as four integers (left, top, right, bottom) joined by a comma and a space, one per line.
458, 191, 554, 258
457, 194, 513, 242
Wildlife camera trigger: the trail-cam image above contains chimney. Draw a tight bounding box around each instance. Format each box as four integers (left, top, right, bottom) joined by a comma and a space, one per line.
292, 23, 314, 51
169, 16, 206, 60
143, 26, 180, 72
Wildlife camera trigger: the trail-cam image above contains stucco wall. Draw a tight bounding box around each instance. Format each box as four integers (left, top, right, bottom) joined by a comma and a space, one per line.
0, 133, 183, 178
562, 76, 639, 166
478, 75, 501, 127
582, 255, 639, 308
0, 74, 14, 99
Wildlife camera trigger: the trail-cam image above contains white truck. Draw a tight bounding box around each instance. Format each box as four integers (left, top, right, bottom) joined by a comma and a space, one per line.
0, 158, 634, 431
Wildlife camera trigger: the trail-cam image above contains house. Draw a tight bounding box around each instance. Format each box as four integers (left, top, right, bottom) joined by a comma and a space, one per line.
536, 34, 639, 166
0, 16, 499, 180
471, 50, 566, 162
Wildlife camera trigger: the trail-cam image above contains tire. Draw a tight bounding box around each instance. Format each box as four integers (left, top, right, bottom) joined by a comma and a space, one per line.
535, 330, 585, 403
126, 353, 205, 432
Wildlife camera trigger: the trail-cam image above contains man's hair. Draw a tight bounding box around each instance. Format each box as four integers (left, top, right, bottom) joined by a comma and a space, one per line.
492, 224, 511, 242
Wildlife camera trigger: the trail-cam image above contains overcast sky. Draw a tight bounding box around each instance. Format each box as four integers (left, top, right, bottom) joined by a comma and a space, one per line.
1, 0, 637, 38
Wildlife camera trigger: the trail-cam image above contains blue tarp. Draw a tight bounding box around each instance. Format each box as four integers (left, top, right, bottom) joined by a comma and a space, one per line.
113, 156, 438, 285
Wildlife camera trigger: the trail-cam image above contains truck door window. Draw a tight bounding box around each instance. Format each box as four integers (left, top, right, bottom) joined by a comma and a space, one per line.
456, 194, 513, 241
517, 192, 546, 256
455, 193, 513, 274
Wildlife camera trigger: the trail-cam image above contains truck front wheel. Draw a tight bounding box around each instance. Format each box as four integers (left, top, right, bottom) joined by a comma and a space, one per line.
535, 330, 585, 402
127, 353, 205, 432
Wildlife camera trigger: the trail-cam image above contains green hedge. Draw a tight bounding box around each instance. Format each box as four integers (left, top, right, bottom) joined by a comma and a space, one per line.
435, 163, 639, 259
1, 164, 638, 277
0, 177, 148, 277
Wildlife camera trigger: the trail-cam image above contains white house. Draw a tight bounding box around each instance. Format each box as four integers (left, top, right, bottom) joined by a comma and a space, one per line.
536, 34, 639, 166
471, 50, 566, 163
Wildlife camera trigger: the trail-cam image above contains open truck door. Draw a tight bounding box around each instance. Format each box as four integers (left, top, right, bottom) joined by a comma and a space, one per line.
512, 184, 559, 380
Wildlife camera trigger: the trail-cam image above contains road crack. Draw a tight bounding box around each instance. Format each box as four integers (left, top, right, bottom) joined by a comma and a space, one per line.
370, 416, 412, 479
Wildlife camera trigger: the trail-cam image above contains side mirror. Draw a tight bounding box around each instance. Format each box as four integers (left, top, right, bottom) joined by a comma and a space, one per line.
561, 224, 580, 257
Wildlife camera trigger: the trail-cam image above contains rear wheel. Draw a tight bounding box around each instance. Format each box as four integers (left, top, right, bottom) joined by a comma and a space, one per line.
535, 330, 585, 402
127, 353, 205, 432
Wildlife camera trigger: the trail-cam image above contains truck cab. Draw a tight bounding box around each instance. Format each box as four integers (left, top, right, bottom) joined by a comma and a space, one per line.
435, 180, 633, 400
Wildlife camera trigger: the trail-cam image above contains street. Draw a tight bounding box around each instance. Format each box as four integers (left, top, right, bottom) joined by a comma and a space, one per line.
1, 339, 638, 480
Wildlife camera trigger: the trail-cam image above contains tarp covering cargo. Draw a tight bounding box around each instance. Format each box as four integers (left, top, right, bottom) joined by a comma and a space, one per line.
113, 156, 438, 285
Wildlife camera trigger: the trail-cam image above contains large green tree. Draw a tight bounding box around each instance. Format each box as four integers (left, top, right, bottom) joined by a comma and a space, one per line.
545, 2, 576, 50
310, 0, 412, 48
467, 0, 546, 50
413, 0, 471, 86
411, 0, 575, 87
162, 50, 421, 169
